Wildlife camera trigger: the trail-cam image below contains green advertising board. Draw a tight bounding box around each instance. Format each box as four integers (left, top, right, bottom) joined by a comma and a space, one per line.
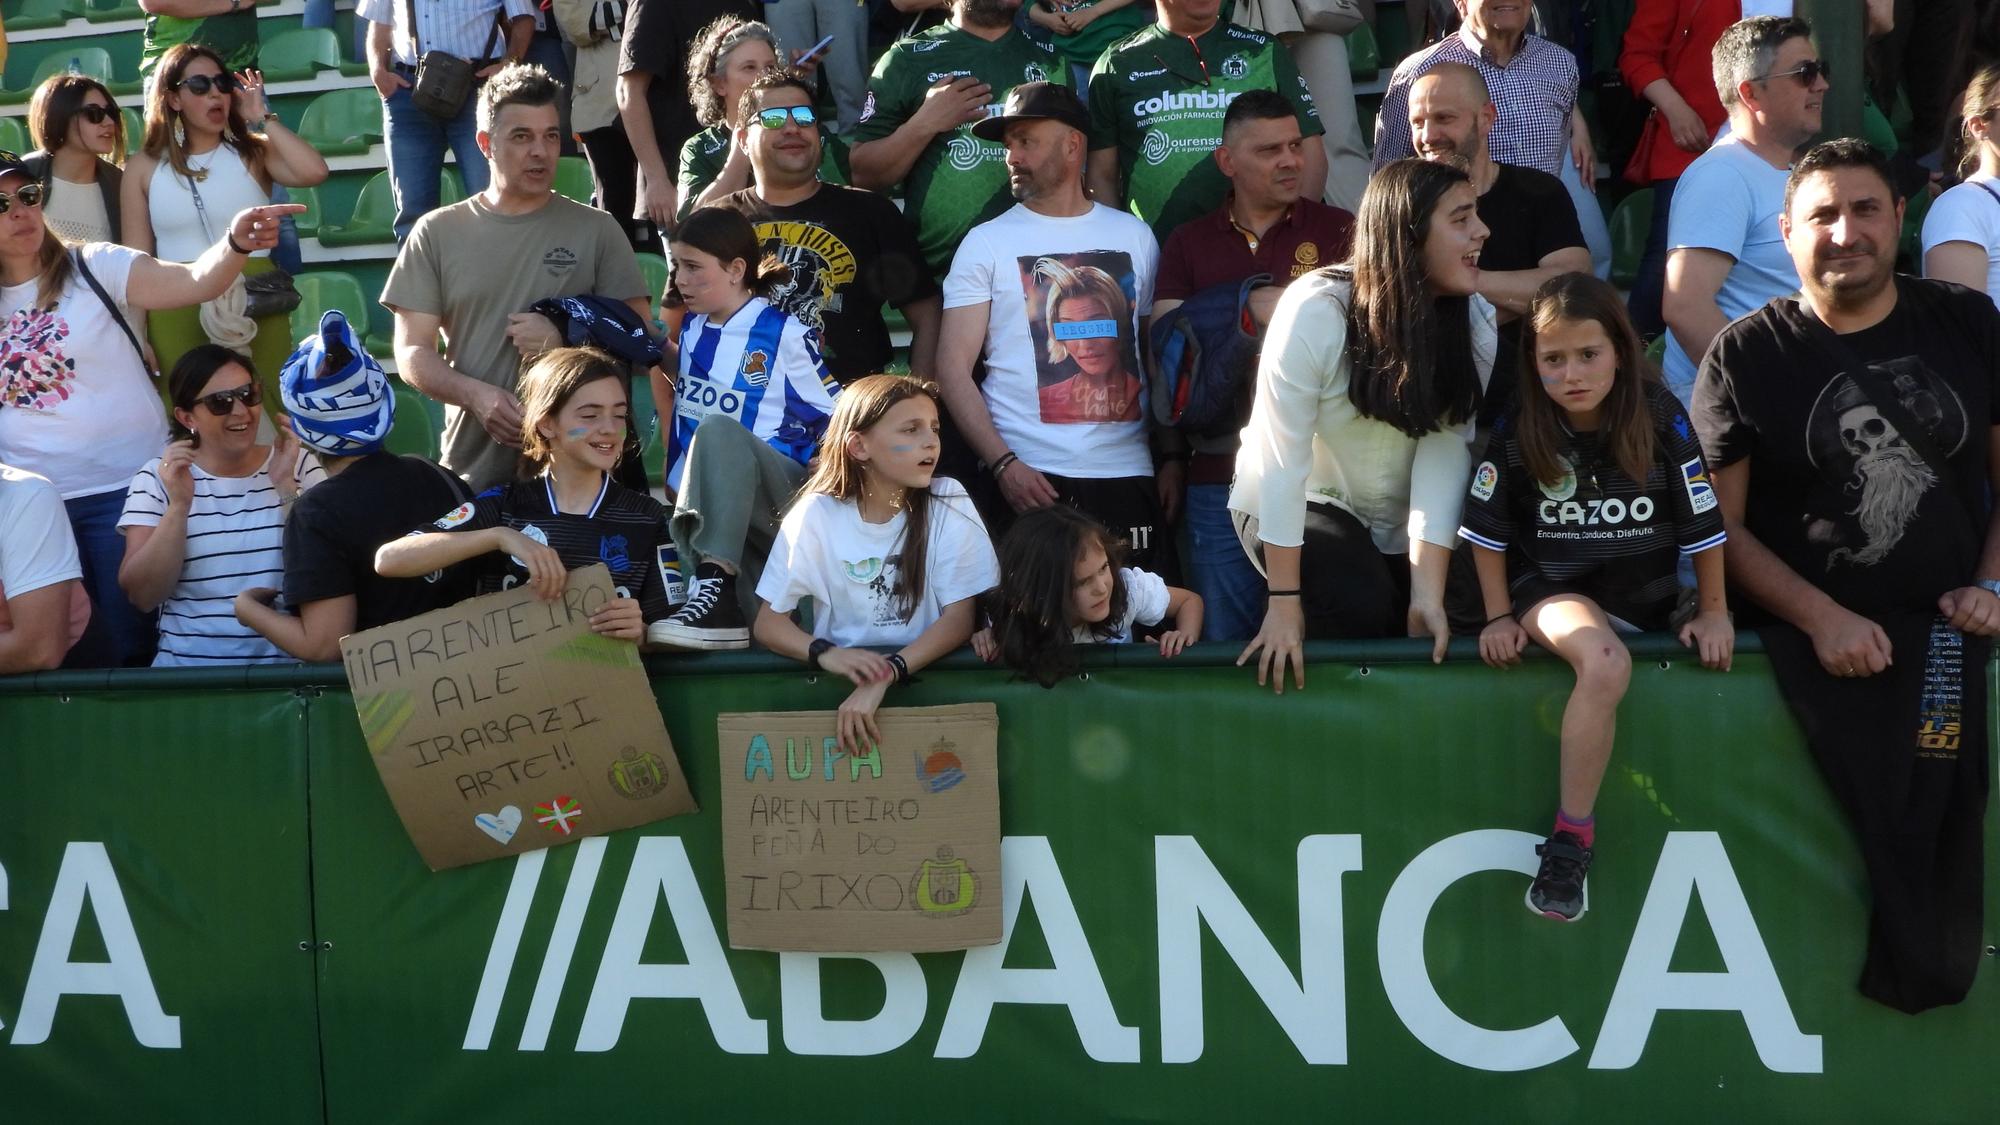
1, 641, 1993, 1122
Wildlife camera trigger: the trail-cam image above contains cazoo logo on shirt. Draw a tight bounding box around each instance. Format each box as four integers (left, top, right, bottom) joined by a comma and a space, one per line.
1538, 496, 1656, 527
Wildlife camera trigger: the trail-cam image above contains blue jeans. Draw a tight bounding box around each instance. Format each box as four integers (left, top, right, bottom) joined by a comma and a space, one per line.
64, 488, 156, 667
1184, 482, 1265, 644
383, 78, 489, 245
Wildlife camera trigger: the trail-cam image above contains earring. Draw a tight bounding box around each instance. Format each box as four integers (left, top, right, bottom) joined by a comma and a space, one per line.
171, 114, 186, 149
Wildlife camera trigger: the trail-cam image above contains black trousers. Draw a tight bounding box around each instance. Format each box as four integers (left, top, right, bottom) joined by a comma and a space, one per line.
1236, 501, 1410, 640
967, 467, 1163, 574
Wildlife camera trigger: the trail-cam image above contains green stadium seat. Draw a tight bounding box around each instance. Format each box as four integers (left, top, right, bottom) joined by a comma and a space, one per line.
634, 251, 669, 308
1609, 188, 1653, 289
1348, 22, 1379, 81
13, 48, 132, 104
291, 185, 323, 238
0, 117, 27, 154
553, 155, 593, 203
121, 106, 144, 150
1376, 9, 1413, 67
6, 0, 79, 32
258, 27, 341, 84
629, 372, 664, 483
1900, 186, 1933, 271
386, 380, 441, 459
83, 0, 141, 22
315, 170, 397, 247
298, 88, 383, 157
290, 270, 371, 346
883, 304, 909, 336
441, 166, 467, 205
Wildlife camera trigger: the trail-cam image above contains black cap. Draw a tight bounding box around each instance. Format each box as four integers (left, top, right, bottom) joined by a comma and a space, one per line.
0, 150, 28, 183
970, 81, 1090, 142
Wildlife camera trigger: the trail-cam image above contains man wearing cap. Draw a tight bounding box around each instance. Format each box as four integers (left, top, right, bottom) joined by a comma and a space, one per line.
234, 313, 474, 662
938, 81, 1164, 567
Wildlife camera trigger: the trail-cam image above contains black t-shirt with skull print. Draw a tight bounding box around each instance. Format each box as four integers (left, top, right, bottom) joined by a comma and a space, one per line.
1692, 278, 2000, 616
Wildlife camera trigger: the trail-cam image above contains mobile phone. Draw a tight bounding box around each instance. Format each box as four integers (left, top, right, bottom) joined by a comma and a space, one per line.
796, 35, 834, 64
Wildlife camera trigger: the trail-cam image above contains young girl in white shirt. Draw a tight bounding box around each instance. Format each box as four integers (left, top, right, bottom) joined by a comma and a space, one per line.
754, 375, 999, 753
973, 504, 1202, 685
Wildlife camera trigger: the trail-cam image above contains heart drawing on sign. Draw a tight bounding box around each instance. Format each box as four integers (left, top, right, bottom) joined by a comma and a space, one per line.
474, 806, 523, 845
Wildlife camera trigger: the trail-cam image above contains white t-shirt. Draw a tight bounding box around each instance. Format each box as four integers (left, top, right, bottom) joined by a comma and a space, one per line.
0, 463, 82, 599
1921, 176, 2000, 306
942, 202, 1158, 479
0, 243, 168, 500
118, 447, 324, 667
757, 477, 1000, 649
1071, 566, 1169, 643
1662, 137, 1798, 400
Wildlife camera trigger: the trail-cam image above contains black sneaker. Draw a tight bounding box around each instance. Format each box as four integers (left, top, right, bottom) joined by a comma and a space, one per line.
1526, 831, 1592, 922
647, 564, 749, 650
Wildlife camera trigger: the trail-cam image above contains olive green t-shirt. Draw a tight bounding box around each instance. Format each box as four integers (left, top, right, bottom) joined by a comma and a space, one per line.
1086, 21, 1321, 241
850, 23, 1066, 279
141, 11, 260, 76
674, 124, 852, 224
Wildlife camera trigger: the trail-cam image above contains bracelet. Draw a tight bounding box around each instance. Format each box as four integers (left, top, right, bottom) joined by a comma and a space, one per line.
988, 451, 1019, 479
886, 652, 911, 685
1266, 588, 1300, 597
1486, 611, 1514, 625
807, 637, 835, 670
226, 231, 252, 255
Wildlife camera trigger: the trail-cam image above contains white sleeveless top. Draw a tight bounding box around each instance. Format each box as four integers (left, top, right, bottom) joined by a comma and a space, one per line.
147, 143, 270, 261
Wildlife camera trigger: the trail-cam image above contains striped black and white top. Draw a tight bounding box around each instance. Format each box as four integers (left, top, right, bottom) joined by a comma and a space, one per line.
119, 449, 325, 667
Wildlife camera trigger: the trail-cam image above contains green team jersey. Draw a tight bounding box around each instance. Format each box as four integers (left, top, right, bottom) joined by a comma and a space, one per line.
141, 11, 260, 75
851, 23, 1066, 279
1087, 21, 1321, 241
675, 125, 852, 224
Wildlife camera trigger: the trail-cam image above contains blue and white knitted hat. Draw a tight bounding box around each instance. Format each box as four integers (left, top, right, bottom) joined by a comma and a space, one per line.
280, 310, 395, 457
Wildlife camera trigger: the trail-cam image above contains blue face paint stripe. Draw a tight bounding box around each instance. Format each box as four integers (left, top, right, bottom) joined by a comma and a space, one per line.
1051, 318, 1120, 341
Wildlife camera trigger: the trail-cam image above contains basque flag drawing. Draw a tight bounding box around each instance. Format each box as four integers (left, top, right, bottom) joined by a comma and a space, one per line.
534, 796, 583, 835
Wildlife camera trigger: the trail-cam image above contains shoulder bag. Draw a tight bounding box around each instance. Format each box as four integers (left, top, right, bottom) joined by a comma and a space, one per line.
404, 0, 502, 121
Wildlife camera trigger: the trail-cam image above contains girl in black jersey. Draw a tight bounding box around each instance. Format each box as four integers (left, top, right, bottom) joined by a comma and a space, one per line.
376, 348, 674, 645
1460, 274, 1734, 923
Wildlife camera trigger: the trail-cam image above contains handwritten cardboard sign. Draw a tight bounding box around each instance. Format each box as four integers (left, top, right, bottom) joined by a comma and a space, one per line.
718, 703, 1000, 952
342, 564, 696, 870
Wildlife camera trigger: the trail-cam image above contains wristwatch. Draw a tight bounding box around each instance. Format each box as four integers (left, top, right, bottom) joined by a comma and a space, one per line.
1977, 579, 2000, 597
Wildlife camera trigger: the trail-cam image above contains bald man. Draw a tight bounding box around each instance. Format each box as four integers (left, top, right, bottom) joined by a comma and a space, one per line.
1408, 62, 1589, 422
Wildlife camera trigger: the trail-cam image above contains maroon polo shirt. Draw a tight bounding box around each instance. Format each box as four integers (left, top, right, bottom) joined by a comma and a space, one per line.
1155, 195, 1354, 480
1154, 195, 1355, 303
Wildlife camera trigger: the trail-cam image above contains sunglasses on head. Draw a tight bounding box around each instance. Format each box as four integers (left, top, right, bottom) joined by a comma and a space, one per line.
0, 182, 45, 213
754, 105, 817, 130
174, 73, 242, 96
1757, 58, 1831, 87
78, 104, 113, 125
193, 383, 262, 415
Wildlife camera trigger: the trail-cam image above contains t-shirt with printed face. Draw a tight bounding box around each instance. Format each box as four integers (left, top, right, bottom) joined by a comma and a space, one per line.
422, 474, 676, 622
942, 201, 1159, 479
712, 184, 937, 384
1692, 280, 2000, 617
381, 195, 648, 492
1460, 381, 1726, 624
1087, 21, 1322, 242
756, 478, 1000, 649
851, 24, 1067, 279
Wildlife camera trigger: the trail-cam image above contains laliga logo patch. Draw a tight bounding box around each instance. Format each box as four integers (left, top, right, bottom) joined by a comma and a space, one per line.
1470, 460, 1498, 501
1141, 129, 1171, 166
1681, 458, 1718, 513
434, 502, 475, 529
1221, 54, 1249, 80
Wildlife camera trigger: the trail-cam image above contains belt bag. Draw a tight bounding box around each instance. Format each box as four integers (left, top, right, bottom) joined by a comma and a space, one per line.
403, 0, 500, 120
244, 267, 301, 319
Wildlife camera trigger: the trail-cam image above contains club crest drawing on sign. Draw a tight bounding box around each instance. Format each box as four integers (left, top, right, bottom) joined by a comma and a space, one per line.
1018, 251, 1143, 425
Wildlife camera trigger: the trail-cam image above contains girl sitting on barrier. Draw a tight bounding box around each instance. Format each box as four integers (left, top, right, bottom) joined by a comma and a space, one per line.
375, 347, 671, 645
753, 375, 998, 754
1459, 273, 1734, 923
972, 504, 1203, 685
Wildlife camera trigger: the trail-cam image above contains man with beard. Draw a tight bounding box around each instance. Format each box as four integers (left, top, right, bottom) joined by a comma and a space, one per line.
937, 83, 1163, 567
708, 72, 939, 385
849, 0, 1065, 282
1693, 139, 2000, 1014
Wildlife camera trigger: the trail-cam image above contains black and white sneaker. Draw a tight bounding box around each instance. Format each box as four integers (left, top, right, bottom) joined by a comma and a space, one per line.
646, 563, 749, 650
1526, 831, 1592, 922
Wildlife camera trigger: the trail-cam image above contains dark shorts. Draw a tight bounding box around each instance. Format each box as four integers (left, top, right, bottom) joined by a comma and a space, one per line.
1510, 571, 1673, 633
967, 466, 1164, 573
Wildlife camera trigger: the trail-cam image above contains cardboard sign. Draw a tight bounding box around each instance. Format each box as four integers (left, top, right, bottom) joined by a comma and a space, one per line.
342, 564, 696, 870
717, 703, 1001, 952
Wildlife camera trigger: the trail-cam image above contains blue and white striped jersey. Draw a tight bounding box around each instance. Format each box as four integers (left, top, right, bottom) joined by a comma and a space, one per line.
669, 297, 840, 492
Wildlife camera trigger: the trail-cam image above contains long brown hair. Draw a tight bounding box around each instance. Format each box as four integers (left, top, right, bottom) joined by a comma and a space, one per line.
142, 43, 264, 181
673, 206, 789, 301
1343, 159, 1481, 437
28, 73, 125, 163
799, 375, 943, 621
518, 347, 626, 469
1514, 273, 1658, 488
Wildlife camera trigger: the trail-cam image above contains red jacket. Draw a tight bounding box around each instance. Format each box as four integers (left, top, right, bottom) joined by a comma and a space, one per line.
1619, 0, 1740, 183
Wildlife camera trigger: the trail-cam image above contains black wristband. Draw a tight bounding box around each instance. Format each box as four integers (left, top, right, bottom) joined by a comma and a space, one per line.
807, 637, 835, 669
1486, 611, 1514, 625
989, 451, 1019, 478
226, 231, 252, 255
1267, 588, 1301, 597
886, 652, 910, 685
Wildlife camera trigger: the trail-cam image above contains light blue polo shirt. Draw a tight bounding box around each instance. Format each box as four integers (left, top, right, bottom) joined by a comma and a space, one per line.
1663, 136, 1800, 401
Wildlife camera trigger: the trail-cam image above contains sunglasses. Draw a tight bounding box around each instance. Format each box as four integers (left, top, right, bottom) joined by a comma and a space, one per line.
0, 182, 45, 213
193, 383, 262, 415
78, 104, 114, 125
1757, 58, 1831, 87
754, 105, 817, 130
173, 73, 242, 96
